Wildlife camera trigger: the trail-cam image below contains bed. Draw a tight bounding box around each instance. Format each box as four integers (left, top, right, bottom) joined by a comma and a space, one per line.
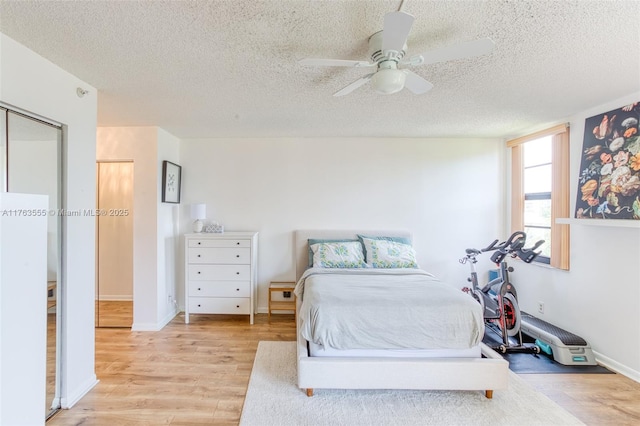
294, 229, 509, 398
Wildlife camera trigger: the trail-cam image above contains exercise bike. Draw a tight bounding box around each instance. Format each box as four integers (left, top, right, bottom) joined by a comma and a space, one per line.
460, 231, 544, 354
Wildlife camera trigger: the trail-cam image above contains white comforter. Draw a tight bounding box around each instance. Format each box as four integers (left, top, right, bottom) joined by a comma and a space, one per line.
294, 268, 484, 350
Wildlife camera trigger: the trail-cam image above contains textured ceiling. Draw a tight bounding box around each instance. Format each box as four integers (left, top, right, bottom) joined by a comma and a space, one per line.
1, 0, 639, 139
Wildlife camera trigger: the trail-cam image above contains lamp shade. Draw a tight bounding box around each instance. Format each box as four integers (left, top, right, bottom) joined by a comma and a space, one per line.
190, 203, 206, 220
371, 68, 406, 94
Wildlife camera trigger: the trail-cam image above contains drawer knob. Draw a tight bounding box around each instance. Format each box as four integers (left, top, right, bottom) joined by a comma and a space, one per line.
236, 242, 240, 245
236, 288, 240, 291
197, 271, 201, 274
198, 287, 201, 291
236, 272, 240, 275
198, 242, 201, 245
236, 305, 240, 308
197, 254, 201, 257
198, 304, 201, 307
236, 255, 240, 258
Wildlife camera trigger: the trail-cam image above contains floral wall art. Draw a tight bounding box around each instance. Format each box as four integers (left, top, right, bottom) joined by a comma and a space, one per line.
575, 102, 640, 220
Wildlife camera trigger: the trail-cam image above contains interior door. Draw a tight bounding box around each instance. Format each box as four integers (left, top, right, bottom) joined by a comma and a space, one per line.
5, 109, 62, 420
96, 161, 134, 328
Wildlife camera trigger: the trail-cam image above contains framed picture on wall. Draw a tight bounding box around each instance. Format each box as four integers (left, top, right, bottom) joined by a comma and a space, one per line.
161, 161, 182, 203
574, 101, 640, 220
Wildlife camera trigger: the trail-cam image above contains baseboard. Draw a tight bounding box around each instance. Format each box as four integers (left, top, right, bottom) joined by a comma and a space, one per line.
594, 350, 640, 383
60, 375, 99, 409
96, 295, 133, 301
257, 307, 295, 315
158, 307, 178, 329
131, 307, 178, 331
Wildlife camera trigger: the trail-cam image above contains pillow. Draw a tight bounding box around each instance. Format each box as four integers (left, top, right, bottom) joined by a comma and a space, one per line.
360, 237, 419, 268
308, 238, 359, 267
357, 234, 412, 245
309, 241, 367, 268
357, 234, 412, 261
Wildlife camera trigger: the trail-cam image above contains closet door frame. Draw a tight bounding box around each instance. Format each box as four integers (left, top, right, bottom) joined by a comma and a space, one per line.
1, 103, 65, 420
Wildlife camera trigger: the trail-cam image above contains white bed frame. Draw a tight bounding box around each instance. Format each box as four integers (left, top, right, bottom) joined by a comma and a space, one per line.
295, 229, 509, 398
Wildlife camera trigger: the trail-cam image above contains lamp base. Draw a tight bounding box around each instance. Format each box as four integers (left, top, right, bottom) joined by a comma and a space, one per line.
193, 219, 204, 233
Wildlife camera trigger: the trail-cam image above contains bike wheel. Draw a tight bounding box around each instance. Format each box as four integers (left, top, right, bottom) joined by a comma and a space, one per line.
499, 293, 521, 337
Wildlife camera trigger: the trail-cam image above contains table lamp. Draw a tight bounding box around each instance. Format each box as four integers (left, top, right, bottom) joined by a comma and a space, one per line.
190, 203, 206, 233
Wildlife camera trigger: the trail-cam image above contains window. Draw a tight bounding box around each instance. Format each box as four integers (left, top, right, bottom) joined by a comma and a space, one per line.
523, 136, 552, 262
508, 124, 570, 270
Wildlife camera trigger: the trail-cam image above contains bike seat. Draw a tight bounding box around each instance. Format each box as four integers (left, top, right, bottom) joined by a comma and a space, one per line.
465, 248, 481, 256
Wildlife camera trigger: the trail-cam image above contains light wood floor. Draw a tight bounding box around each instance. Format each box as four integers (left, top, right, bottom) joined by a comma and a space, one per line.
46, 312, 56, 417
95, 300, 133, 328
47, 313, 640, 426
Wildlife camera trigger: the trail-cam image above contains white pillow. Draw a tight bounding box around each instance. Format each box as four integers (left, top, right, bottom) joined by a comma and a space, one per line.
310, 241, 367, 268
361, 237, 419, 268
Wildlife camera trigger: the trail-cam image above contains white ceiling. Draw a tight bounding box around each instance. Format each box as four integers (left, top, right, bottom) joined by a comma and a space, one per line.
1, 0, 639, 139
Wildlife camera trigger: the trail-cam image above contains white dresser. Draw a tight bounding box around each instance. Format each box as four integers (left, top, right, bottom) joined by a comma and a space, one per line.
184, 231, 258, 324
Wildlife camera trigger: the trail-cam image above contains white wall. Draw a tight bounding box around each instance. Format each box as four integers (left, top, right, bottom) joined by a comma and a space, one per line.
0, 33, 98, 407
97, 126, 181, 330
511, 92, 640, 381
179, 137, 505, 312
156, 128, 181, 325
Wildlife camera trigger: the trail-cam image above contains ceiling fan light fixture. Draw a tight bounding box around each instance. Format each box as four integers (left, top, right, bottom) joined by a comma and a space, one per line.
371, 68, 406, 94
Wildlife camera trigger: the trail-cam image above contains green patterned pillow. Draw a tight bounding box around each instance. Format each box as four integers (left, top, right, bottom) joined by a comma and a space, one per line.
357, 235, 412, 261
361, 237, 419, 268
310, 241, 367, 268
308, 238, 359, 267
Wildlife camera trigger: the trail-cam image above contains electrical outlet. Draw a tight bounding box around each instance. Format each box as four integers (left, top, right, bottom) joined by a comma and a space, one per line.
537, 301, 544, 314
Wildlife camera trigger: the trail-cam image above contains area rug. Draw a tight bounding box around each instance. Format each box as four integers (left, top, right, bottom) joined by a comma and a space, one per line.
239, 341, 584, 426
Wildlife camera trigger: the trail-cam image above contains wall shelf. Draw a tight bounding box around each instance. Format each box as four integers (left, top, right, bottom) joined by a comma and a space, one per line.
556, 218, 640, 228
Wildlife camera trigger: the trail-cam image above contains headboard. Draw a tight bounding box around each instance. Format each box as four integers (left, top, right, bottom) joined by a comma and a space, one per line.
294, 229, 412, 281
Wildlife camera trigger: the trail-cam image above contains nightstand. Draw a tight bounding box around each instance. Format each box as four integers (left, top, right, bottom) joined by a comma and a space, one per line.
269, 281, 296, 319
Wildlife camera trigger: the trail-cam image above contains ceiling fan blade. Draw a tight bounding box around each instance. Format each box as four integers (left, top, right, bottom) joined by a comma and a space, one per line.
333, 73, 375, 97
403, 70, 433, 95
404, 37, 495, 66
382, 11, 415, 53
299, 58, 374, 68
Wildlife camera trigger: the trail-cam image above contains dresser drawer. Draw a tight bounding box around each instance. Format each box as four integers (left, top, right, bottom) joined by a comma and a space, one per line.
189, 297, 250, 314
188, 247, 250, 265
188, 264, 251, 281
188, 281, 250, 297
188, 239, 250, 248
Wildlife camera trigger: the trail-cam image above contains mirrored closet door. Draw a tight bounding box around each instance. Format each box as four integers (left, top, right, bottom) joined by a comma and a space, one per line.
3, 107, 63, 420
96, 161, 134, 328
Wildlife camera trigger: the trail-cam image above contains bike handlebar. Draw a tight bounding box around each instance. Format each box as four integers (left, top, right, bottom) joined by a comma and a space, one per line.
481, 239, 499, 252
464, 231, 544, 264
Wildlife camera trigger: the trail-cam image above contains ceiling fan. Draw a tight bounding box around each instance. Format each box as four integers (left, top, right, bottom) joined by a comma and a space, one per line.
299, 10, 495, 97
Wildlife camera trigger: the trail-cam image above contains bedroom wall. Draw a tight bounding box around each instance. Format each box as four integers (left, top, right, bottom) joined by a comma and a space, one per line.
510, 92, 640, 381
0, 33, 98, 407
96, 126, 181, 330
179, 137, 505, 314
156, 128, 181, 325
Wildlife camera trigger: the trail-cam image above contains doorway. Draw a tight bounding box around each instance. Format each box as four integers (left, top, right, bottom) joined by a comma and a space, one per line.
96, 161, 134, 328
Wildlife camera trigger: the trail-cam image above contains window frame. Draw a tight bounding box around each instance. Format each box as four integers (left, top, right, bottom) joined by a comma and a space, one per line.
508, 124, 570, 270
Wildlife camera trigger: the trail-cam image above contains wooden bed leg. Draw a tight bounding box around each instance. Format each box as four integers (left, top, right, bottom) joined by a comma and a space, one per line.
306, 388, 314, 397
485, 390, 493, 399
